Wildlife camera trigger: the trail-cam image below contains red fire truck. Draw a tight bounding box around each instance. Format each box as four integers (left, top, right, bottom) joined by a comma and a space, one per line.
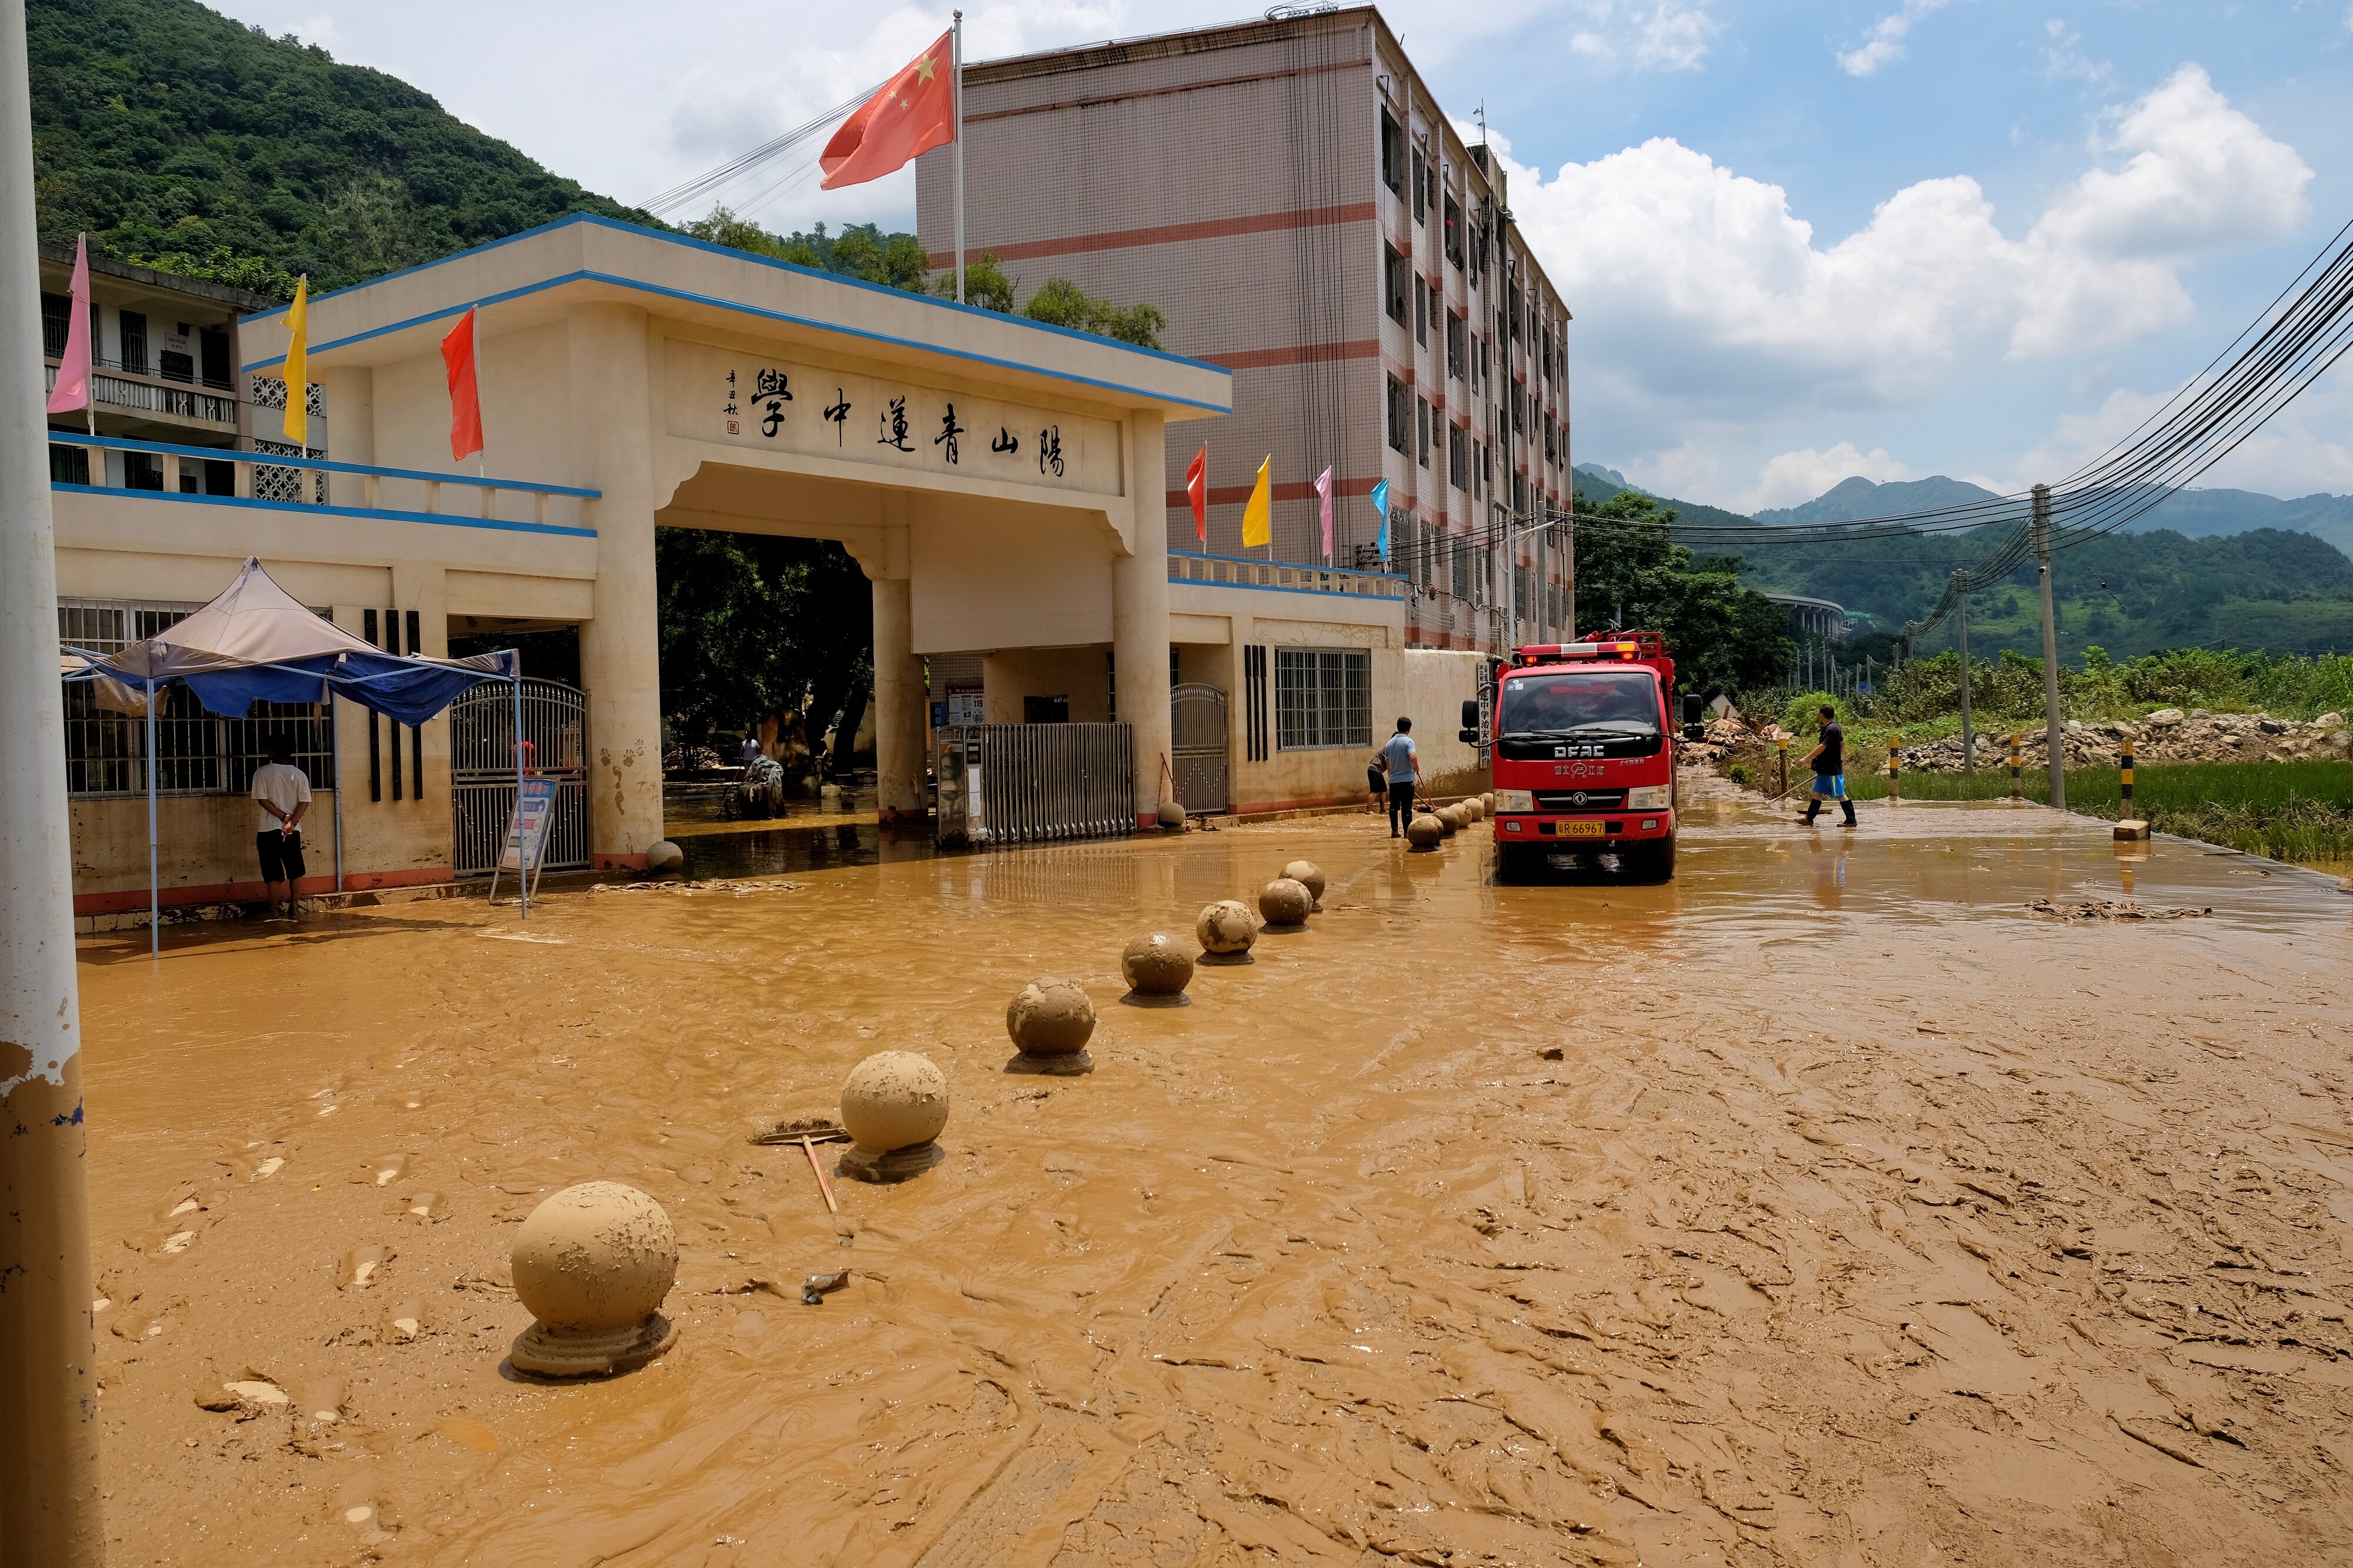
1459, 632, 1680, 880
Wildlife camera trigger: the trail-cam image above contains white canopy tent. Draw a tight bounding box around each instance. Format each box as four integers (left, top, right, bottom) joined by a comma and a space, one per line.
60, 558, 525, 955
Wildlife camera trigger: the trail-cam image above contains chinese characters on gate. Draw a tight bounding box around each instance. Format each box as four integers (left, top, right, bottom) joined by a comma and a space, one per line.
721, 362, 1071, 483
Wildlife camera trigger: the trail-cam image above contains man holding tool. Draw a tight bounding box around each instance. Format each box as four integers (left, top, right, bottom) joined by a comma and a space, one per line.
1799, 705, 1858, 828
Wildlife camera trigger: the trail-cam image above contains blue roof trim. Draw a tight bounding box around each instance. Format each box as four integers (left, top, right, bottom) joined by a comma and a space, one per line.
244, 268, 1235, 415
239, 212, 1229, 379
51, 483, 599, 539
47, 432, 599, 498
1169, 575, 1407, 604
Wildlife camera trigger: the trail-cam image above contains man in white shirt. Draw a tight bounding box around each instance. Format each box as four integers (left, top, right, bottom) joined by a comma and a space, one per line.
251, 741, 312, 918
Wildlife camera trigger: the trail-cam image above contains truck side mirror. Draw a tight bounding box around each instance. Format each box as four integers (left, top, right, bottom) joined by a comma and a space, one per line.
1457, 729, 1477, 744
1459, 698, 1479, 729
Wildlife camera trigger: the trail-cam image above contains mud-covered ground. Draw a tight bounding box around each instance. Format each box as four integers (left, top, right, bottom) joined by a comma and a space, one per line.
78, 776, 2353, 1565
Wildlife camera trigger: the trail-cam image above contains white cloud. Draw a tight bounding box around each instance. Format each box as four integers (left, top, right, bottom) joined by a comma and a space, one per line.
1747, 445, 1914, 510
1567, 1, 1722, 71
1837, 0, 1952, 78
2041, 20, 2115, 90
1484, 64, 2311, 418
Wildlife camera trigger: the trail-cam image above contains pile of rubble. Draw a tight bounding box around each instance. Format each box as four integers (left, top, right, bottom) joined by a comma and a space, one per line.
1677, 712, 1755, 765
1897, 708, 2351, 773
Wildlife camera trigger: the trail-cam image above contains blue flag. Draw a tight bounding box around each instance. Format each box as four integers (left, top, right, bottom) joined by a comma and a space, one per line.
1371, 479, 1390, 562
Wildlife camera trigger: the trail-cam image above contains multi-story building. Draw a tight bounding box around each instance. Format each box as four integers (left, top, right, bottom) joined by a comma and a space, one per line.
916, 4, 1575, 654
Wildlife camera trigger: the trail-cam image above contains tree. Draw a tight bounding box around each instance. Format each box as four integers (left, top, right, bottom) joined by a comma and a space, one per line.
1571, 490, 1792, 696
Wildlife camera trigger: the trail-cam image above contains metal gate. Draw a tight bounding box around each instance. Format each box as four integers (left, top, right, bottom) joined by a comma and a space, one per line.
1169, 683, 1228, 812
450, 679, 589, 876
935, 722, 1135, 848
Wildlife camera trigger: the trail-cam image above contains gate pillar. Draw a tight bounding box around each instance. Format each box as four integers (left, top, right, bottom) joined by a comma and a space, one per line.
872, 575, 928, 820
1112, 413, 1172, 825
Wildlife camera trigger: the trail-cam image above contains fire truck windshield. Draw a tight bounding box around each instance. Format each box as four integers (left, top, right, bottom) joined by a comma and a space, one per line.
1499, 668, 1663, 738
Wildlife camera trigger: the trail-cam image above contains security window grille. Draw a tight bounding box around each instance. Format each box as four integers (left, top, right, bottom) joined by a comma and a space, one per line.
58, 600, 333, 799
1379, 109, 1405, 195
1386, 376, 1409, 454
1450, 532, 1472, 600
1447, 312, 1465, 381
119, 309, 148, 375
1411, 147, 1427, 223
1477, 440, 1487, 498
1417, 399, 1431, 468
1443, 195, 1463, 267
41, 291, 69, 358
1384, 245, 1408, 326
1414, 275, 1427, 344
254, 438, 325, 504
250, 376, 326, 419
1274, 648, 1370, 751
1448, 424, 1468, 491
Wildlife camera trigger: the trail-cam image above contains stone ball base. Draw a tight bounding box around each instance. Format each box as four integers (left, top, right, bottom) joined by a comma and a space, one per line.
509, 1313, 676, 1379
1196, 950, 1256, 966
1006, 1049, 1096, 1075
837, 1140, 946, 1184
1119, 990, 1192, 1009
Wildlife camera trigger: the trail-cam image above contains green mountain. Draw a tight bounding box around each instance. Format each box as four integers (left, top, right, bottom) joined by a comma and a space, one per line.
1754, 474, 2005, 526
28, 0, 651, 294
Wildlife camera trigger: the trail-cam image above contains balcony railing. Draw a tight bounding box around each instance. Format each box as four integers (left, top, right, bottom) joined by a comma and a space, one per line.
1167, 550, 1408, 600
48, 433, 599, 536
46, 362, 238, 426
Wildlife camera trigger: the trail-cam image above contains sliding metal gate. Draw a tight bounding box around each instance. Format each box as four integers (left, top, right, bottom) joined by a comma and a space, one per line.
450, 679, 590, 876
1169, 683, 1229, 813
935, 722, 1135, 848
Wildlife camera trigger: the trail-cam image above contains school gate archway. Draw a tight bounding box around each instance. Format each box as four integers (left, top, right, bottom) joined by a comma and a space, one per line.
236, 218, 1231, 865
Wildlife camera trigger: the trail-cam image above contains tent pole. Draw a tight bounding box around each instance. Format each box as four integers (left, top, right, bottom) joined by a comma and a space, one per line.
146, 677, 158, 959
514, 673, 527, 922
330, 690, 343, 894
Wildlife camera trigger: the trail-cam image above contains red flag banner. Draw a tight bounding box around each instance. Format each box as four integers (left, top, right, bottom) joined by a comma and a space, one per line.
1186, 445, 1208, 543
442, 307, 484, 462
820, 30, 956, 190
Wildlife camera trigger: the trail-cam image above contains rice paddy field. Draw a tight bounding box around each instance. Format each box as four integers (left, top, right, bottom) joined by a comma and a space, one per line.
1835, 759, 2353, 870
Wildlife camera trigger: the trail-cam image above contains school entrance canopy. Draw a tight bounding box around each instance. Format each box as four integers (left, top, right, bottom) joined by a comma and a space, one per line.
60, 557, 522, 953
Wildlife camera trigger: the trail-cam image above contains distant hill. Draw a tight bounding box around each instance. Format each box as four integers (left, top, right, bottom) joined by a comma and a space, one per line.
28, 0, 651, 293
1572, 462, 1632, 492
1571, 466, 1758, 538
1755, 475, 2005, 526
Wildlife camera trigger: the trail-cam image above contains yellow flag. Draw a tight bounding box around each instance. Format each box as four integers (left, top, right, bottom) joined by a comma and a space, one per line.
282, 276, 309, 448
1241, 454, 1272, 549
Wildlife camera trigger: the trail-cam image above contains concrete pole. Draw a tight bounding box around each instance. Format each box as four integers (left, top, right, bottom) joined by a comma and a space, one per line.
2033, 482, 2066, 810
871, 576, 927, 820
1112, 412, 1173, 822
0, 1, 105, 1555
1954, 573, 1973, 772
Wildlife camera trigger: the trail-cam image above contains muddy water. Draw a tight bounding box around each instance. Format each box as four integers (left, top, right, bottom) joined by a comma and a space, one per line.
77, 776, 2353, 1565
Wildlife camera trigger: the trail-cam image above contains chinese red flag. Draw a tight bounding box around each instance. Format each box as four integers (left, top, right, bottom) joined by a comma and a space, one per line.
442, 306, 484, 462
820, 30, 956, 189
1185, 445, 1208, 543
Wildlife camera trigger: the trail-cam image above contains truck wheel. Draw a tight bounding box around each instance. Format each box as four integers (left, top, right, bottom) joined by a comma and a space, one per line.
1627, 836, 1676, 880
1495, 842, 1535, 883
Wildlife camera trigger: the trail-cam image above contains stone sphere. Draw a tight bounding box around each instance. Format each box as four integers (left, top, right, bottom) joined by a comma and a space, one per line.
1482, 792, 1496, 813
1406, 814, 1445, 850
1121, 933, 1194, 995
1435, 807, 1460, 835
645, 840, 684, 873
1258, 878, 1312, 927
1281, 860, 1326, 903
839, 1051, 951, 1152
1196, 899, 1257, 955
1156, 798, 1187, 829
1006, 979, 1096, 1056
510, 1182, 678, 1333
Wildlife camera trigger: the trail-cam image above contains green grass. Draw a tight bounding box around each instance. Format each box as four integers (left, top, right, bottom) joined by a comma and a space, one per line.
1825, 759, 2353, 865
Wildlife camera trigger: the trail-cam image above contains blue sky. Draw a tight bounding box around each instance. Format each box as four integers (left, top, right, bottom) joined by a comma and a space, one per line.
216, 1, 2353, 512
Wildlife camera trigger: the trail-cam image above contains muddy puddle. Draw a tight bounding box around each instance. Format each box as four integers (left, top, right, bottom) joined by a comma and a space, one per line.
75, 773, 2353, 1564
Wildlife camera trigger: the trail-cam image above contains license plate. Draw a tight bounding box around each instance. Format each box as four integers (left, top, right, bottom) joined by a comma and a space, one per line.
1554, 820, 1607, 838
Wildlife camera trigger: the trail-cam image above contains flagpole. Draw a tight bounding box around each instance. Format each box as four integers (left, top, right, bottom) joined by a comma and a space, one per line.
952, 10, 965, 305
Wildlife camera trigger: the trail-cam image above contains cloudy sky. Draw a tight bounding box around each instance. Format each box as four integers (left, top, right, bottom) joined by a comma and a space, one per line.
215, 1, 2353, 513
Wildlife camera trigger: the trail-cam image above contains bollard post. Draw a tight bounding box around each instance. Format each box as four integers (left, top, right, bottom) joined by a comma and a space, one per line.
2114, 733, 2149, 841
1777, 738, 1787, 798
2009, 736, 2022, 801
1888, 738, 1901, 802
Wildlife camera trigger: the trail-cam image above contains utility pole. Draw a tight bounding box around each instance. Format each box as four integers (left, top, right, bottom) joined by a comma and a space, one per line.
2033, 482, 2065, 809
0, 1, 105, 1557
1954, 571, 1974, 772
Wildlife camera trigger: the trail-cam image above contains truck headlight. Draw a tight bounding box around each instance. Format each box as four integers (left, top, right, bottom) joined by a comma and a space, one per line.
1627, 785, 1670, 809
1498, 789, 1535, 813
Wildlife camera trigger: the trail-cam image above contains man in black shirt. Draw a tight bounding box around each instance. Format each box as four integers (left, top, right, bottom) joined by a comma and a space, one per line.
1801, 705, 1857, 827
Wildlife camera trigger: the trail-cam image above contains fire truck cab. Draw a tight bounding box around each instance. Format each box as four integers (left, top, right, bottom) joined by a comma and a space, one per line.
1461, 632, 1680, 881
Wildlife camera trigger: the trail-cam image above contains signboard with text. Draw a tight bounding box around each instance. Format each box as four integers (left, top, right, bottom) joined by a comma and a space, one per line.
500, 776, 558, 873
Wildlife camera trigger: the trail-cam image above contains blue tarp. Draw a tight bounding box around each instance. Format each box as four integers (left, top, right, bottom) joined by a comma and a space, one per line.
181, 648, 519, 725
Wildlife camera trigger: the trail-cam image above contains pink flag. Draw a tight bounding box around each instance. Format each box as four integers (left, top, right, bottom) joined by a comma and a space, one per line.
46, 234, 92, 415
1314, 466, 1334, 561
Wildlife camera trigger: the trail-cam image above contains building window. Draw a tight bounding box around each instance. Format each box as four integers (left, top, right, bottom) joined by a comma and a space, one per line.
1443, 194, 1464, 269
1411, 146, 1427, 223
1413, 275, 1427, 345
49, 443, 89, 485
119, 309, 148, 375
1386, 375, 1409, 454
1384, 245, 1408, 326
1447, 312, 1465, 382
58, 600, 333, 799
1450, 533, 1472, 600
1417, 399, 1431, 468
41, 292, 71, 358
1274, 648, 1371, 751
1379, 109, 1404, 195
1448, 423, 1468, 492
